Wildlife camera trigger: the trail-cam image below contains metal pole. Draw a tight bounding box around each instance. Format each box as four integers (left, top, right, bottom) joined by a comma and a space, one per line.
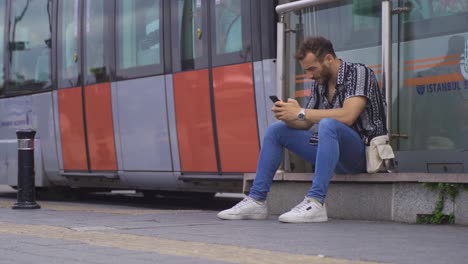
276, 15, 292, 172
12, 129, 40, 209
381, 0, 392, 141
276, 0, 340, 15
276, 15, 285, 98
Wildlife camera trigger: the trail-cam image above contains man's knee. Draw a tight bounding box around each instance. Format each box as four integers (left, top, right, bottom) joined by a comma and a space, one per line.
264, 121, 288, 136
318, 118, 341, 132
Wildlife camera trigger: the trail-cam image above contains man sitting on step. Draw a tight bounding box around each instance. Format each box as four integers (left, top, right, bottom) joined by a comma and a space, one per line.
217, 36, 387, 223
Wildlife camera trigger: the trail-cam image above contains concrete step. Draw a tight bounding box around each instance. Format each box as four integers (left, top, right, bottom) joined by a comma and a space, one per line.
243, 172, 468, 225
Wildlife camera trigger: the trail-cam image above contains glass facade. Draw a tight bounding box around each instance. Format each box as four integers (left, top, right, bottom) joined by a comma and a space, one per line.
284, 0, 468, 172
286, 1, 381, 106
398, 0, 468, 151
404, 0, 468, 22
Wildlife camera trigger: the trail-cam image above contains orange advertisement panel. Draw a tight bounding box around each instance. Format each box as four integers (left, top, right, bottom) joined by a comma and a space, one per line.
404, 73, 464, 87
84, 83, 117, 171
213, 63, 259, 172
58, 87, 88, 171
173, 70, 217, 172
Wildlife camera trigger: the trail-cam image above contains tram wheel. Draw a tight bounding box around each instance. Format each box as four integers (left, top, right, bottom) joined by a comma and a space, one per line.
141, 190, 159, 201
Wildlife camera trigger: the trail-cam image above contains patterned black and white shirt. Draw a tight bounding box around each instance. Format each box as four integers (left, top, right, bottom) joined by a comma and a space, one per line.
305, 60, 387, 143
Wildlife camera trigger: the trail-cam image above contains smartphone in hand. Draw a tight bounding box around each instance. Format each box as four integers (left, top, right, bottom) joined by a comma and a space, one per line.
269, 95, 280, 103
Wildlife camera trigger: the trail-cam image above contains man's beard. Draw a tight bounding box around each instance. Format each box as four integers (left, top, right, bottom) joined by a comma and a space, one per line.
317, 65, 331, 85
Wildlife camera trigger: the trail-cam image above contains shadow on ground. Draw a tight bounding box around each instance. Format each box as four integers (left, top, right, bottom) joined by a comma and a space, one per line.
0, 186, 241, 212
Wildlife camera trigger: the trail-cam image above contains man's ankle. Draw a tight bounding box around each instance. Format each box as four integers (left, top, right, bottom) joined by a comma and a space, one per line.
248, 196, 266, 205
307, 197, 323, 205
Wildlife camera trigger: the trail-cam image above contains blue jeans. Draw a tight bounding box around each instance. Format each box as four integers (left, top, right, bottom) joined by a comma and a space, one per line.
249, 118, 366, 203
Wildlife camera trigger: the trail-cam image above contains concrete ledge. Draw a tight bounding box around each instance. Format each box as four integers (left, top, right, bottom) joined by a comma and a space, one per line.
244, 172, 468, 193
243, 172, 468, 225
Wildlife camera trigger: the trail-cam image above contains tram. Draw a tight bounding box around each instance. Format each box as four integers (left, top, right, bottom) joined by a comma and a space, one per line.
0, 0, 466, 195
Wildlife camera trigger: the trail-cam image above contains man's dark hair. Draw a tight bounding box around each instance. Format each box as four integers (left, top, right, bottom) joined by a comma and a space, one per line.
294, 37, 336, 62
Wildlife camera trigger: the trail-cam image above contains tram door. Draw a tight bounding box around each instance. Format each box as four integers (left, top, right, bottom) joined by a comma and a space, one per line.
57, 0, 117, 173
171, 0, 260, 174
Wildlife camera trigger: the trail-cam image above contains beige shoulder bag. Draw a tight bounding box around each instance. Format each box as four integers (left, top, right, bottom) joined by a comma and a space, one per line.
365, 135, 395, 173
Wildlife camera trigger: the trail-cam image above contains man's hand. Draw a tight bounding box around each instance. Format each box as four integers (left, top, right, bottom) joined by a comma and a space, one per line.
270, 96, 367, 130
272, 98, 302, 121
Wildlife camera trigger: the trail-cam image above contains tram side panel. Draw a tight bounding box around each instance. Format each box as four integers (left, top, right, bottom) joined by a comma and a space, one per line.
173, 70, 218, 173
213, 63, 259, 172
57, 87, 88, 171
111, 76, 180, 190
84, 83, 118, 171
0, 93, 60, 187
111, 77, 172, 172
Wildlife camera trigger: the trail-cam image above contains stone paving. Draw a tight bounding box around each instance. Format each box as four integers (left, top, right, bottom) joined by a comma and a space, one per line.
0, 185, 467, 264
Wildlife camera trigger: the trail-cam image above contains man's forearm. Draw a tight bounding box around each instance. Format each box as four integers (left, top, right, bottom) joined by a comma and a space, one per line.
282, 108, 350, 129
303, 97, 367, 127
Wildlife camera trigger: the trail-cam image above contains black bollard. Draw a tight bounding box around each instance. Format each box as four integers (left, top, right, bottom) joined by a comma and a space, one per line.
12, 129, 40, 209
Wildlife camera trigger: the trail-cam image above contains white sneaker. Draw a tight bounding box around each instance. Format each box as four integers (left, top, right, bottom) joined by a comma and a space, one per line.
217, 197, 268, 220
278, 197, 328, 223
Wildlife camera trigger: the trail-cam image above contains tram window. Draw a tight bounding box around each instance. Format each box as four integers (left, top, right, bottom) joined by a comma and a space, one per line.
210, 0, 251, 66
171, 0, 208, 71
179, 0, 203, 62
7, 0, 52, 95
0, 1, 5, 95
85, 0, 108, 84
58, 0, 80, 88
117, 0, 161, 71
215, 0, 242, 54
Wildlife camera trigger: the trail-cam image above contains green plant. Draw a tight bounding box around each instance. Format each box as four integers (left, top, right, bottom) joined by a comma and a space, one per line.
417, 183, 466, 225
